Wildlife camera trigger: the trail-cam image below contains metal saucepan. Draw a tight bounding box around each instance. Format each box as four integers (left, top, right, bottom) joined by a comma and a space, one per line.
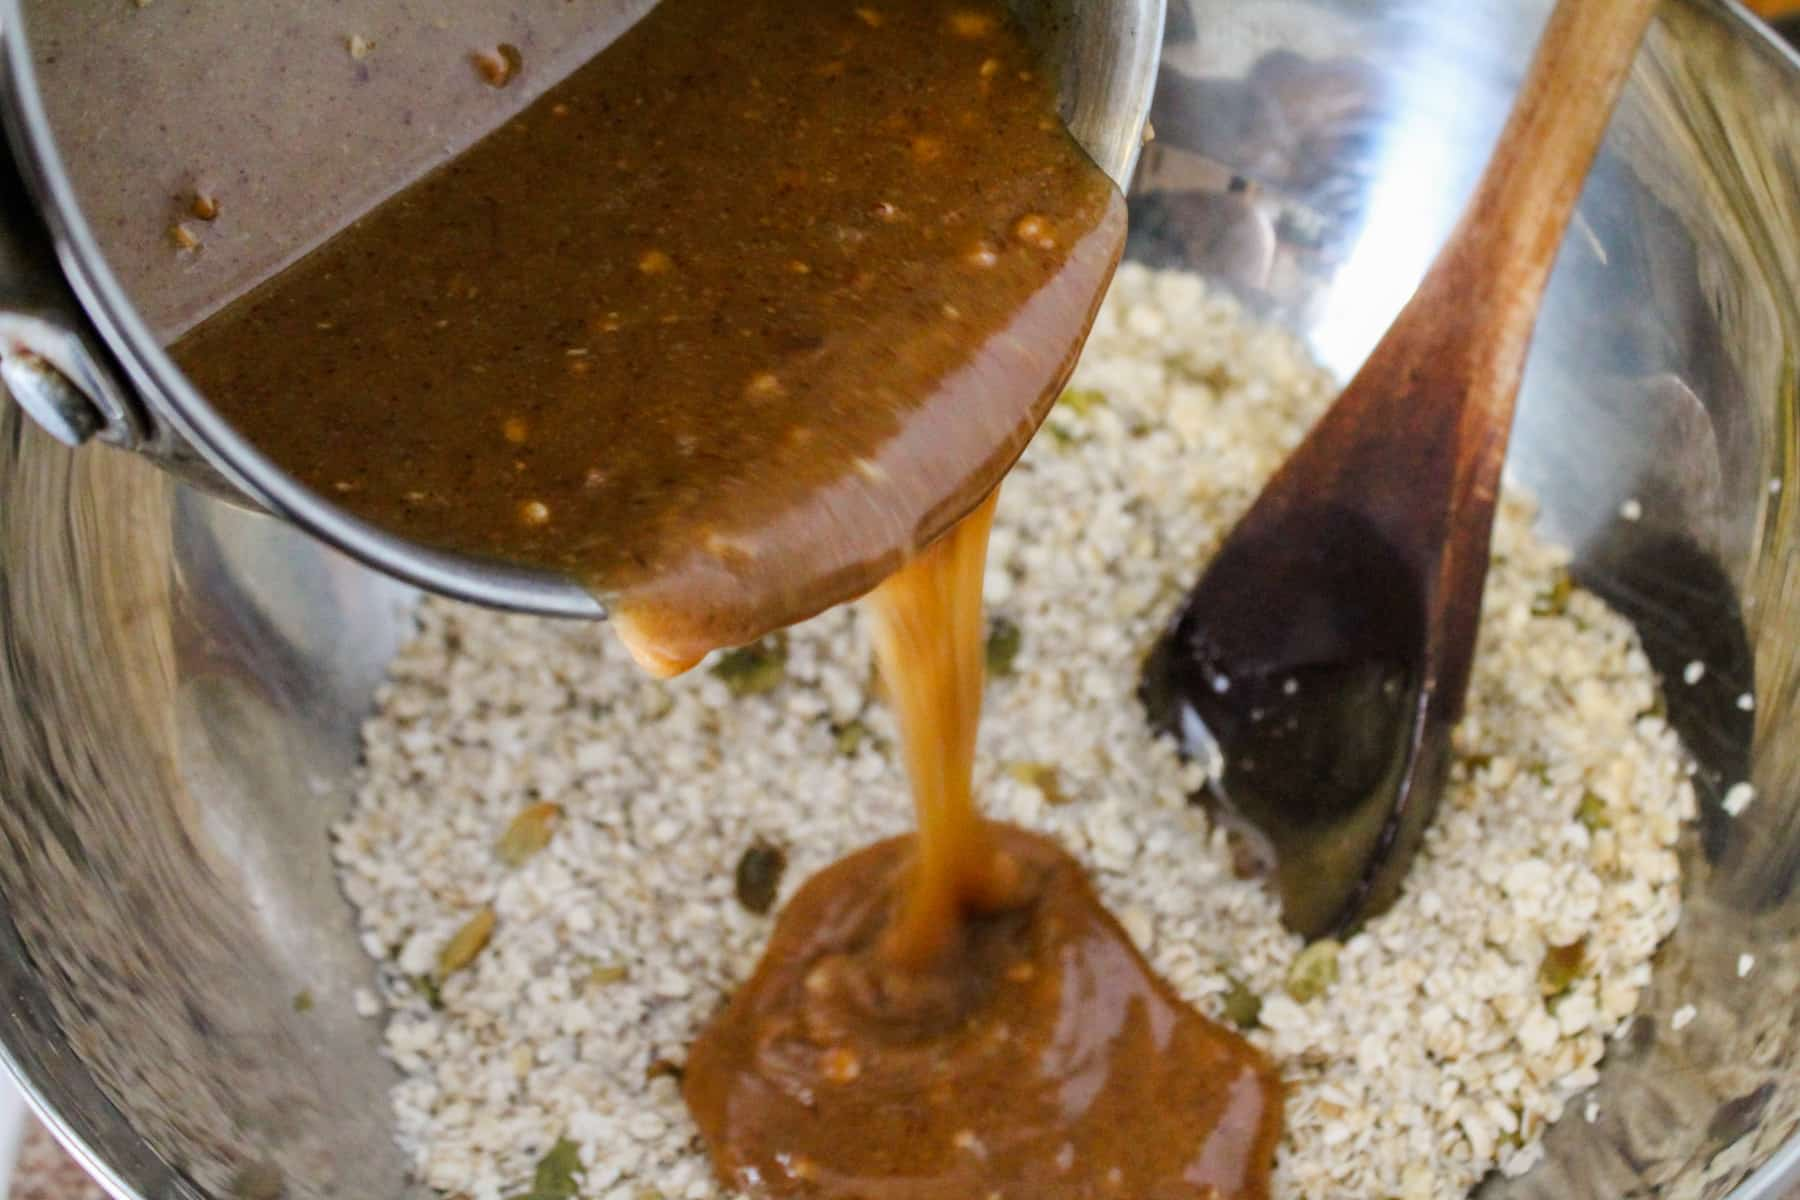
0, 0, 1165, 619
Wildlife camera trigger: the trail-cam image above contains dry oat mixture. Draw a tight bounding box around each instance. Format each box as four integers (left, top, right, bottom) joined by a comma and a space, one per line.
333, 264, 1695, 1200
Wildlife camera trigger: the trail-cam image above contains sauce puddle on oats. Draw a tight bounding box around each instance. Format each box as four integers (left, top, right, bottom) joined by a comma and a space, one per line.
684, 493, 1283, 1200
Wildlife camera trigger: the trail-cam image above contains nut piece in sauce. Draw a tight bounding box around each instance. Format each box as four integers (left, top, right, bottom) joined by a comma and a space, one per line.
1011, 213, 1057, 250
820, 1046, 862, 1083
472, 43, 523, 88
948, 10, 997, 38
744, 372, 785, 400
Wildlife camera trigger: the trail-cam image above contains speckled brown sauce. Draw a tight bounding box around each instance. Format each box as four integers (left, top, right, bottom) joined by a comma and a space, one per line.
685, 826, 1283, 1200
176, 0, 1122, 677
174, 1, 1281, 1195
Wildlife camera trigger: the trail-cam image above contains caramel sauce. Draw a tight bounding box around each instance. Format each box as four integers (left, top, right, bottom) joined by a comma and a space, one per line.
864, 491, 1021, 967
685, 492, 1284, 1199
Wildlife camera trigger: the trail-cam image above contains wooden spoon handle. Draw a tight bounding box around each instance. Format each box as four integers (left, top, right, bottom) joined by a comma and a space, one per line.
1252, 0, 1658, 522
1439, 0, 1660, 397
1234, 0, 1659, 712
1419, 0, 1658, 711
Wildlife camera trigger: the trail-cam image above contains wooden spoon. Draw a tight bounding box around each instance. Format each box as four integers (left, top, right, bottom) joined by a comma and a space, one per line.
1141, 0, 1658, 939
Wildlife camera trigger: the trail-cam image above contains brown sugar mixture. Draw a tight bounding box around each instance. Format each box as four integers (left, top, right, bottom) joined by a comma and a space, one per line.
685, 493, 1284, 1199
173, 0, 1125, 676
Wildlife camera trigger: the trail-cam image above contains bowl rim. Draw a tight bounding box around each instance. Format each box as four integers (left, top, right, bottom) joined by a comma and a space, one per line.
0, 0, 1795, 1197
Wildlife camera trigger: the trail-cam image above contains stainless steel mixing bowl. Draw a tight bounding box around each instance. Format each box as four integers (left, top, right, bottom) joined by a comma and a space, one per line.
0, 1, 1796, 1197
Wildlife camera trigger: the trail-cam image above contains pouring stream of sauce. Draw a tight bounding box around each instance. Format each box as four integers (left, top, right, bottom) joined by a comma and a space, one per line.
865, 491, 1020, 967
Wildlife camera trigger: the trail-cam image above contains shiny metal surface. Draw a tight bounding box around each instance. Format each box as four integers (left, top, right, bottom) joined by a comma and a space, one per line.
0, 0, 1164, 622
1023, 0, 1167, 188
0, 121, 137, 453
1138, 1, 1800, 1194
0, 1, 1794, 1199
0, 351, 98, 446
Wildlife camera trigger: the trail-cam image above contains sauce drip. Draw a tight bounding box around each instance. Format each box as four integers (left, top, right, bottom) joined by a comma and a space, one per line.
865, 491, 1021, 966
173, 0, 1125, 676
684, 494, 1285, 1199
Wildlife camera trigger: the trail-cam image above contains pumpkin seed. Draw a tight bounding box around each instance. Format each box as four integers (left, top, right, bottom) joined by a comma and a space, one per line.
833, 720, 869, 756
711, 636, 788, 697
504, 1135, 583, 1200
1530, 567, 1574, 616
985, 616, 1023, 676
1576, 791, 1611, 832
1006, 761, 1070, 805
735, 840, 787, 915
1286, 939, 1341, 1002
1222, 975, 1262, 1029
414, 973, 444, 1010
1058, 386, 1106, 415
497, 801, 563, 867
437, 906, 496, 980
587, 962, 630, 987
1539, 938, 1588, 998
